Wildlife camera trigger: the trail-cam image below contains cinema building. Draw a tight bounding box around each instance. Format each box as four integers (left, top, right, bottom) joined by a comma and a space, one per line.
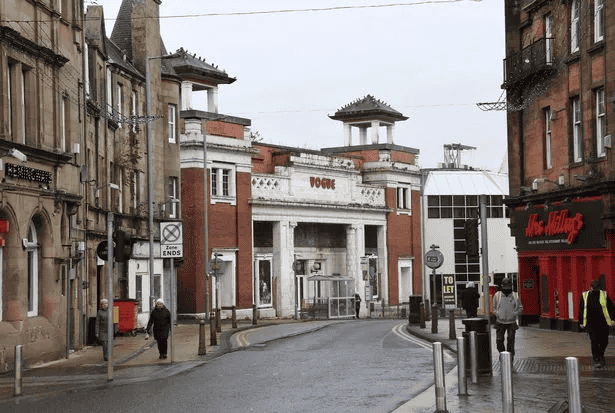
180, 95, 423, 318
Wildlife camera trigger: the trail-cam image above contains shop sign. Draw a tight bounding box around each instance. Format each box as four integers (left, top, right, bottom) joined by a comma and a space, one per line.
310, 176, 335, 189
5, 163, 51, 184
512, 200, 604, 251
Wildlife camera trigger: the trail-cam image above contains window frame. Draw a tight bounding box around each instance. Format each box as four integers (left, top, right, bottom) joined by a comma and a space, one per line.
544, 108, 553, 169
594, 0, 604, 43
26, 222, 39, 317
545, 13, 553, 65
168, 103, 177, 143
210, 164, 236, 205
572, 97, 583, 163
595, 88, 606, 157
168, 176, 179, 218
571, 0, 580, 53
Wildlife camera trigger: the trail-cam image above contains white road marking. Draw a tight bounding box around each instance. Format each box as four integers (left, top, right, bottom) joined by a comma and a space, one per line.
392, 323, 455, 361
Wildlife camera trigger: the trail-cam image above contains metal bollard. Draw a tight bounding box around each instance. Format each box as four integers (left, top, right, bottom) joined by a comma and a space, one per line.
210, 312, 217, 346
566, 357, 582, 413
500, 351, 514, 413
216, 308, 222, 333
198, 319, 207, 355
14, 345, 22, 397
232, 306, 237, 329
419, 305, 426, 329
448, 310, 456, 340
432, 342, 447, 413
469, 331, 478, 384
431, 305, 438, 334
252, 304, 258, 325
457, 337, 467, 396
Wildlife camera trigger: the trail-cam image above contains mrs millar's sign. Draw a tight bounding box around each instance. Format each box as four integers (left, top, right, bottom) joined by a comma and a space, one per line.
512, 199, 604, 251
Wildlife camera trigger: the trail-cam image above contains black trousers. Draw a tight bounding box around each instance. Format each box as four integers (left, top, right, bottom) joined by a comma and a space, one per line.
355, 303, 360, 318
587, 325, 609, 362
495, 322, 518, 358
156, 338, 168, 356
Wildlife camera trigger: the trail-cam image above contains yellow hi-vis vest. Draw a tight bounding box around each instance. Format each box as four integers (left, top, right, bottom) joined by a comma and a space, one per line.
582, 290, 612, 327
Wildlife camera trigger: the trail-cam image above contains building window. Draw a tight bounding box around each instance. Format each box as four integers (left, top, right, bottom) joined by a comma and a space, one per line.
594, 0, 604, 43
106, 68, 112, 114
8, 62, 32, 145
397, 187, 410, 212
210, 165, 236, 204
257, 258, 272, 307
60, 96, 69, 152
596, 88, 606, 157
544, 108, 552, 169
136, 274, 143, 313
131, 90, 137, 131
168, 176, 178, 218
545, 13, 552, 65
116, 83, 123, 126
26, 222, 39, 317
427, 195, 480, 220
168, 104, 176, 143
572, 97, 582, 163
133, 169, 141, 213
84, 43, 90, 98
571, 0, 580, 53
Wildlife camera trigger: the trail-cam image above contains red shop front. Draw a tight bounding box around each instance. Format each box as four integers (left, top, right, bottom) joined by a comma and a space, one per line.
509, 196, 614, 331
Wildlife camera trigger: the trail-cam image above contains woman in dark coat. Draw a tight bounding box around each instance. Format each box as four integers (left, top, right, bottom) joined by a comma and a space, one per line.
146, 298, 172, 359
461, 282, 480, 318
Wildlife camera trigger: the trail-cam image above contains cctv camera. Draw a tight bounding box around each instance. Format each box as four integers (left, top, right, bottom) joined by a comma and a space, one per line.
8, 148, 27, 163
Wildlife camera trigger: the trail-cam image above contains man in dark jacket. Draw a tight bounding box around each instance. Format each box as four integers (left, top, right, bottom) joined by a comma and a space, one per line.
146, 299, 172, 359
95, 299, 111, 361
579, 280, 615, 368
461, 282, 480, 318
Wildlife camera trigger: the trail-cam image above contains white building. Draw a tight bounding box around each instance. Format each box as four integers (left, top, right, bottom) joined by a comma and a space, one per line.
421, 160, 518, 308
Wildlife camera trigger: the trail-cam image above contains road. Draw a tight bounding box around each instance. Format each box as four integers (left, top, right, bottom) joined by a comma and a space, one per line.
6, 320, 455, 413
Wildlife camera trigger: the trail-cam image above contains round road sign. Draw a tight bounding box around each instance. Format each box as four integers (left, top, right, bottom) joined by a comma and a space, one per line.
425, 249, 444, 269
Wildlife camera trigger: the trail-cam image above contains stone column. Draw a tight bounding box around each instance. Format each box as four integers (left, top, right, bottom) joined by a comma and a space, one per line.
344, 123, 352, 146
207, 86, 219, 113
377, 225, 388, 304
359, 127, 368, 145
181, 81, 193, 110
387, 123, 395, 144
273, 221, 294, 317
371, 120, 380, 144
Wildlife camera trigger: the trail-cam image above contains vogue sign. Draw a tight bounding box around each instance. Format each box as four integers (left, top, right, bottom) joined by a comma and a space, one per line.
310, 177, 335, 190
512, 200, 603, 251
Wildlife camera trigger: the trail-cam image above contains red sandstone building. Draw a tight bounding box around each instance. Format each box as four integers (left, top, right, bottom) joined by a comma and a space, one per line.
503, 0, 614, 330
179, 94, 423, 318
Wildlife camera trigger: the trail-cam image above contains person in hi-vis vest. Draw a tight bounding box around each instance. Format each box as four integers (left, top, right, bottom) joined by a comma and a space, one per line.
579, 279, 615, 368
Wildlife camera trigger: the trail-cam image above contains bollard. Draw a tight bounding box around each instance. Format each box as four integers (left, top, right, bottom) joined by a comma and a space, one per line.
457, 337, 467, 396
14, 345, 22, 397
432, 342, 448, 413
216, 308, 222, 333
431, 305, 438, 334
419, 305, 426, 329
500, 351, 514, 413
198, 319, 207, 355
252, 304, 258, 325
210, 312, 217, 346
566, 357, 582, 413
448, 310, 456, 340
469, 331, 478, 384
232, 306, 237, 329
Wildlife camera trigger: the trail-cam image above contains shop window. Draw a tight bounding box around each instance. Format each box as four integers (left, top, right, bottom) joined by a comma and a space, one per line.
256, 258, 272, 307
25, 222, 39, 317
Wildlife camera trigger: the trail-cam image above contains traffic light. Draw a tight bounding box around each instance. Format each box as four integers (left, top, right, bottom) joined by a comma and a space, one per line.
112, 230, 133, 262
464, 219, 479, 257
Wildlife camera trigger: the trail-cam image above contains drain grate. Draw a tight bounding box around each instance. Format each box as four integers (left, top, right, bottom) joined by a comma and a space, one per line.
492, 357, 613, 375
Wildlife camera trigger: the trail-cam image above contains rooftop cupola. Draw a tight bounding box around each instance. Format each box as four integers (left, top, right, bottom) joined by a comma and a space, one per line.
329, 95, 408, 146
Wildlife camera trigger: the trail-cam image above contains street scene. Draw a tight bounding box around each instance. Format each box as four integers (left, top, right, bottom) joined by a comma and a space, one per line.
2, 0, 615, 412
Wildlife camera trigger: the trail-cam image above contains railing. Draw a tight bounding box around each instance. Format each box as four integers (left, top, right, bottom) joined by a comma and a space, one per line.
503, 37, 554, 88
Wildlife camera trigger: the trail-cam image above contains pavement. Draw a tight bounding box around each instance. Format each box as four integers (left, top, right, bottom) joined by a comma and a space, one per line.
0, 314, 614, 412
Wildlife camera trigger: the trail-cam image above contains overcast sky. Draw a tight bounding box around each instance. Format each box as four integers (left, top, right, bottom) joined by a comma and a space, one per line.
96, 0, 507, 172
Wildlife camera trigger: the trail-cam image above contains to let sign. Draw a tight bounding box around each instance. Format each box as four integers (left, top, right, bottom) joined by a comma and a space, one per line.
442, 275, 456, 310
160, 222, 183, 258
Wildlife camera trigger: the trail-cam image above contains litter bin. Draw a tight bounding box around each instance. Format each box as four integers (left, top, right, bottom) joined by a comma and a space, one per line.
462, 317, 492, 375
113, 299, 139, 336
409, 295, 422, 324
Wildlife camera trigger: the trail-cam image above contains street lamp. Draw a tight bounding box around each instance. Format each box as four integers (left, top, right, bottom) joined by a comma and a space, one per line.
145, 53, 179, 315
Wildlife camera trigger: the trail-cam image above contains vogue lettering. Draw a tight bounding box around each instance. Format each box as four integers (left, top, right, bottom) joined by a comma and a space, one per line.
524, 211, 584, 244
310, 177, 335, 190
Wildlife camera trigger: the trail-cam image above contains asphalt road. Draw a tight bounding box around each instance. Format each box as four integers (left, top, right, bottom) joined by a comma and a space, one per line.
7, 320, 455, 413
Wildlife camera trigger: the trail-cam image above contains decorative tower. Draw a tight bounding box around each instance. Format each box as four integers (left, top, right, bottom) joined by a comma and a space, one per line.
328, 95, 408, 146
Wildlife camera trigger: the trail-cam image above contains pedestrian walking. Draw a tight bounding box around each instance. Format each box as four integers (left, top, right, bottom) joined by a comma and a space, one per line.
95, 299, 111, 361
354, 293, 362, 319
461, 281, 480, 318
493, 278, 523, 361
579, 279, 615, 368
146, 298, 172, 359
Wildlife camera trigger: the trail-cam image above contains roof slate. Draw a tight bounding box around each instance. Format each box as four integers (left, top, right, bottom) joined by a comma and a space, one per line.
329, 95, 408, 122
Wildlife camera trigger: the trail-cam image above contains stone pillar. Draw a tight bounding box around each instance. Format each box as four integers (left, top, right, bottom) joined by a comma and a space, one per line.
273, 221, 294, 317
387, 123, 395, 144
371, 120, 380, 144
344, 123, 352, 146
377, 225, 388, 303
207, 87, 219, 113
181, 81, 193, 110
359, 127, 368, 145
